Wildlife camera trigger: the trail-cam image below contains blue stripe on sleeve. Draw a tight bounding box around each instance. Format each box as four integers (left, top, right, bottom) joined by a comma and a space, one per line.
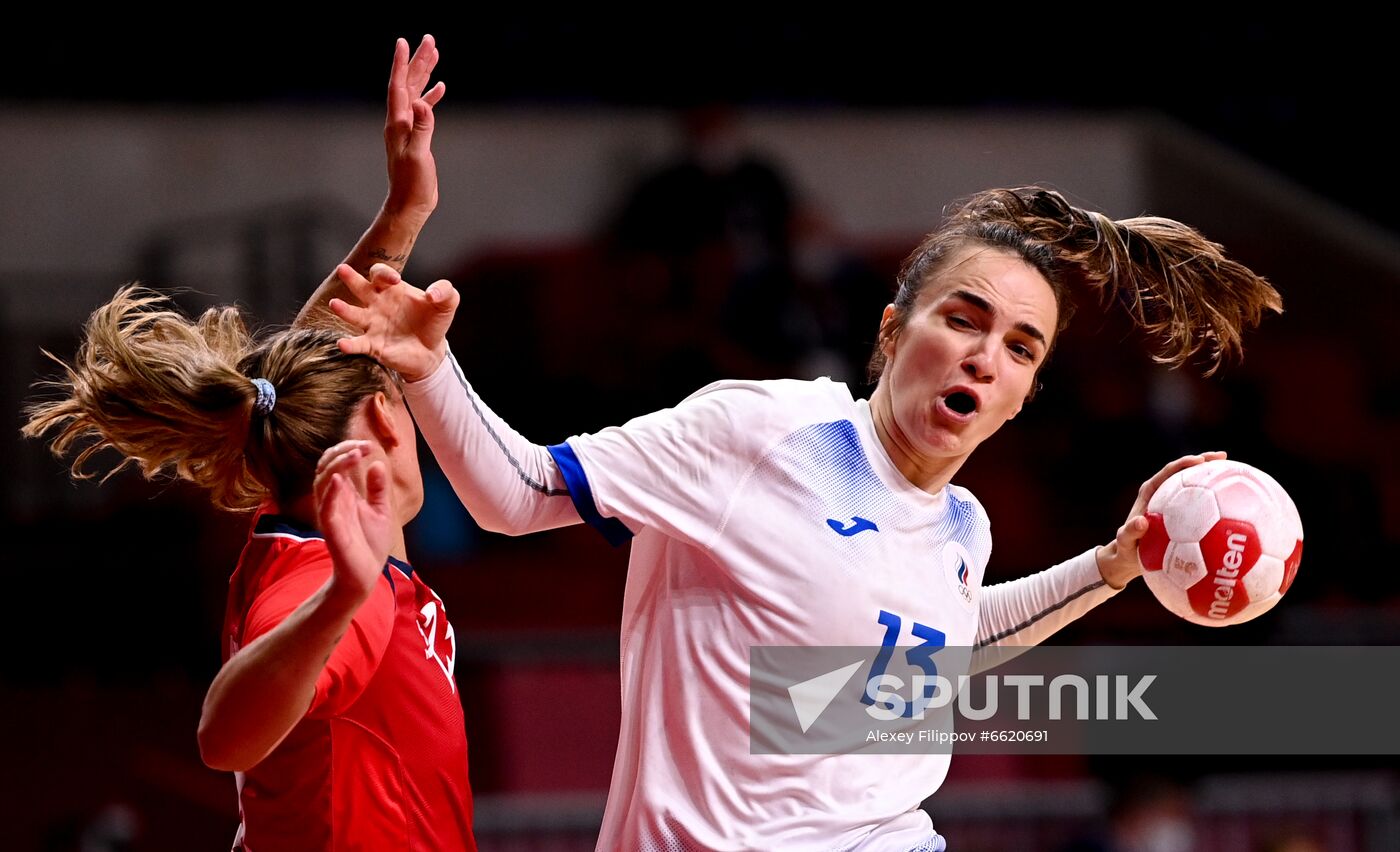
546, 441, 634, 547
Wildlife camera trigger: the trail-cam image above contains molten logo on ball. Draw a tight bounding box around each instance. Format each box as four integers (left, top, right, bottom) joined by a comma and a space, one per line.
1137, 460, 1303, 627
1201, 528, 1252, 620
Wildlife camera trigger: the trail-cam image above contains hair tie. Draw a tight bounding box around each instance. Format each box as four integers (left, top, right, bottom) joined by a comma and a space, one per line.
251, 378, 277, 416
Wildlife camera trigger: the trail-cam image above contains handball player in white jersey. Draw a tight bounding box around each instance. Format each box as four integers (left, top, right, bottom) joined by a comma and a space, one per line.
327, 187, 1281, 851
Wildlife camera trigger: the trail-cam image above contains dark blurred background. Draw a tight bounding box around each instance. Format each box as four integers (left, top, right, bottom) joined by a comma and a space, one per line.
3, 15, 1397, 852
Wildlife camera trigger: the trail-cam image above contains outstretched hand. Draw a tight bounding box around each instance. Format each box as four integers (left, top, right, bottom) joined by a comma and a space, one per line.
331, 263, 459, 382
1096, 451, 1228, 589
384, 34, 445, 223
293, 35, 445, 328
314, 440, 393, 602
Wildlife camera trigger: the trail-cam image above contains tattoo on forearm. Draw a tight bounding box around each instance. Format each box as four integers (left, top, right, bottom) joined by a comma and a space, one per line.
368, 247, 409, 266
322, 631, 347, 665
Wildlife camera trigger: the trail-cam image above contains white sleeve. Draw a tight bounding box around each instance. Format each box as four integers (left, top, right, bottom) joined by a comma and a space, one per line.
559, 379, 792, 550
974, 548, 1123, 649
401, 350, 583, 536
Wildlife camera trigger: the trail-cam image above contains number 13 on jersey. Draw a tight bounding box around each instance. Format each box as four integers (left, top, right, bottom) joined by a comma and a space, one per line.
862, 610, 946, 719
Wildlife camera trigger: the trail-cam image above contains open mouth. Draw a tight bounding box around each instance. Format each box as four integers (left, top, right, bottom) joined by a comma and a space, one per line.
944, 391, 978, 416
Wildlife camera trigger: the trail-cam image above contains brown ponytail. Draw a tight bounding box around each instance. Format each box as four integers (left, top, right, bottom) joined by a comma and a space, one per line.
870, 187, 1282, 380
23, 286, 393, 511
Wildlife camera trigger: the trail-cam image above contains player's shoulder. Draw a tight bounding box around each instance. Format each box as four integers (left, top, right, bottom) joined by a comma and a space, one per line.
944, 484, 994, 567
946, 484, 991, 525
248, 515, 329, 555
238, 514, 333, 592
681, 376, 856, 421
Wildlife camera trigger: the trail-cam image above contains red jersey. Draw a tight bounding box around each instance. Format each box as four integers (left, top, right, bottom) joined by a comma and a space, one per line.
221, 513, 476, 851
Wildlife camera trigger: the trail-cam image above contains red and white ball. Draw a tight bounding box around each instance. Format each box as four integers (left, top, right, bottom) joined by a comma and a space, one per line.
1138, 459, 1304, 626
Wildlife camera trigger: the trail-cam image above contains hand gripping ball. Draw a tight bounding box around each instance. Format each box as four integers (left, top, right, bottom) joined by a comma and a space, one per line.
1138, 460, 1304, 626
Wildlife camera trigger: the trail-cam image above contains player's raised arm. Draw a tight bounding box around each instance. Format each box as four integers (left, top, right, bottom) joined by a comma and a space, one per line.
295, 35, 446, 328
972, 451, 1229, 656
197, 443, 394, 772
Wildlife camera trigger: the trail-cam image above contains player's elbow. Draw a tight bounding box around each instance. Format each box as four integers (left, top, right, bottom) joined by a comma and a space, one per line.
197, 715, 258, 773
491, 522, 537, 538
198, 724, 240, 772
473, 508, 537, 537
473, 515, 513, 535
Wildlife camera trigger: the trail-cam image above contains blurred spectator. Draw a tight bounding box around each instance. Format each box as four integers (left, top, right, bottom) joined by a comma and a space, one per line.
602, 105, 889, 401
1059, 775, 1195, 852
1257, 833, 1325, 852
604, 105, 806, 390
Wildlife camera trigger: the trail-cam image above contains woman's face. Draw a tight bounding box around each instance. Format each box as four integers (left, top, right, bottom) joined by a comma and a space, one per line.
878, 243, 1058, 470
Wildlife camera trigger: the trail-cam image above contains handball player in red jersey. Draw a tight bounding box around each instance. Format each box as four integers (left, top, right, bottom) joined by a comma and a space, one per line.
24, 36, 477, 851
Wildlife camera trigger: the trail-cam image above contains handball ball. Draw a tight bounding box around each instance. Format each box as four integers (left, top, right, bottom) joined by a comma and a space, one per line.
1138, 460, 1303, 627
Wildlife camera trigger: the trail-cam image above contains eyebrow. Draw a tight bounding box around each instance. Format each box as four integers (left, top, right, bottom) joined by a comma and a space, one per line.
948, 289, 1048, 347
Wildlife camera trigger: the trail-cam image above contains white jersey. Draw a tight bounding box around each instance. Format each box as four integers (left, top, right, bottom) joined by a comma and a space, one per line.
404, 354, 1121, 852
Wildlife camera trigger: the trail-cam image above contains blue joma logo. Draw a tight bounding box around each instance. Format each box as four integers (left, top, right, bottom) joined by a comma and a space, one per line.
827, 517, 879, 537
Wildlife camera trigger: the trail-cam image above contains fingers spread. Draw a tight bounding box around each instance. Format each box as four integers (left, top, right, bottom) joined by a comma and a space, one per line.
315, 440, 371, 476
319, 472, 346, 529
367, 263, 403, 291
412, 99, 436, 137
422, 80, 446, 108
1118, 515, 1148, 546
386, 41, 410, 120
329, 298, 370, 329
426, 279, 460, 311
335, 263, 377, 302
365, 460, 389, 512
314, 445, 364, 507
406, 34, 438, 93
388, 37, 409, 90
1146, 453, 1213, 492
338, 335, 376, 358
